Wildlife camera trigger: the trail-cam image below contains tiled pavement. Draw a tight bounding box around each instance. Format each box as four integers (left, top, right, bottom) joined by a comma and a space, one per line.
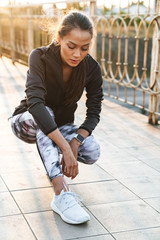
0, 56, 160, 240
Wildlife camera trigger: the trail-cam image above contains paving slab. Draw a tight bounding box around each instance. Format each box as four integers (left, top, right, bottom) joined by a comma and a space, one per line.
113, 227, 160, 240
75, 235, 115, 240
98, 161, 160, 180
0, 215, 36, 240
118, 176, 160, 198
98, 144, 138, 164
140, 158, 160, 173
124, 145, 160, 161
69, 180, 138, 206
88, 199, 160, 233
1, 169, 51, 191
0, 150, 44, 173
12, 187, 54, 213
0, 192, 20, 217
25, 209, 108, 240
0, 176, 8, 192
65, 162, 114, 185
144, 197, 160, 212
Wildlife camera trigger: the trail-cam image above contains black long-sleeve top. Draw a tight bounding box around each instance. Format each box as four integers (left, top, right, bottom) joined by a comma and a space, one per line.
12, 42, 103, 135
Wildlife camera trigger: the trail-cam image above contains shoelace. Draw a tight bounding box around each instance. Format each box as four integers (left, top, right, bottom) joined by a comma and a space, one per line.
62, 191, 82, 202
63, 182, 82, 202
58, 191, 83, 211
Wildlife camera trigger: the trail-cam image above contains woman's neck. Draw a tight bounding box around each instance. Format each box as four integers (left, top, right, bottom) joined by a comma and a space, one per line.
62, 65, 73, 83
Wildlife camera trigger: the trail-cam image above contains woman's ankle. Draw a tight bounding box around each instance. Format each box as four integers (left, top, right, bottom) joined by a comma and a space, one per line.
51, 176, 68, 195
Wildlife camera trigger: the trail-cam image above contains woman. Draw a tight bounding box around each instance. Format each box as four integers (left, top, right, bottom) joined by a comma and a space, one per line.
10, 11, 103, 224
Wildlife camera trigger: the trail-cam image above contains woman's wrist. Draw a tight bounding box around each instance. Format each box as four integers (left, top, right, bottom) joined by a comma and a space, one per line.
48, 128, 70, 152
70, 137, 81, 147
61, 141, 71, 152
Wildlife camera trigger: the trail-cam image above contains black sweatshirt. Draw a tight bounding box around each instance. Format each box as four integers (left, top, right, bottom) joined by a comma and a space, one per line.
12, 42, 104, 135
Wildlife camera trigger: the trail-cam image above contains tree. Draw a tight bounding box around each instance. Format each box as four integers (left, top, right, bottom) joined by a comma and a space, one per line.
131, 1, 144, 6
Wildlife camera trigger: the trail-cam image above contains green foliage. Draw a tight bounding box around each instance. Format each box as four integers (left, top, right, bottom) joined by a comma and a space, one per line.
104, 7, 110, 13
66, 3, 86, 11
131, 1, 144, 6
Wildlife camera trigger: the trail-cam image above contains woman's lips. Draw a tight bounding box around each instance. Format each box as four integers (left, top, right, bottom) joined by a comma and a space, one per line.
70, 59, 80, 64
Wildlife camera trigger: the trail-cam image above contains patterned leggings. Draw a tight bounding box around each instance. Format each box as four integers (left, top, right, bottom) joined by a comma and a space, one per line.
10, 107, 100, 180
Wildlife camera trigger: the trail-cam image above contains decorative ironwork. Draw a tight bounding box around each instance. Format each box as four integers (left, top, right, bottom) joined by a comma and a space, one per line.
0, 0, 159, 123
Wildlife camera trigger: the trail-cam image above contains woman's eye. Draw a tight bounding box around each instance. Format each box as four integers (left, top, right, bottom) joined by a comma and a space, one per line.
68, 46, 74, 49
81, 48, 88, 51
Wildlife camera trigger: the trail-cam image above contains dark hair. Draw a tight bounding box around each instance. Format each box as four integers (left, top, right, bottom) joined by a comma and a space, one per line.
57, 12, 93, 105
57, 11, 93, 41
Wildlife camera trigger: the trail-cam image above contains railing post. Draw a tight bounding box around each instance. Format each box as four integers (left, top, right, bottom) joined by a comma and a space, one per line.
10, 7, 15, 63
27, 7, 34, 55
148, 1, 160, 124
89, 0, 97, 60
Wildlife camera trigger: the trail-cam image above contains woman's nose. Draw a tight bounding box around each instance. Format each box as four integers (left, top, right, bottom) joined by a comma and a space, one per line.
73, 49, 80, 58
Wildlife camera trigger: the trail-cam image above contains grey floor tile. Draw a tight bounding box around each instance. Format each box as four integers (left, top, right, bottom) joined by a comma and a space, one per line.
0, 176, 8, 192
0, 151, 44, 173
1, 169, 51, 191
88, 199, 160, 233
106, 133, 155, 149
76, 235, 115, 240
65, 163, 114, 185
126, 145, 160, 161
98, 161, 160, 180
25, 209, 108, 240
0, 215, 36, 240
70, 180, 138, 206
113, 227, 160, 240
141, 158, 160, 173
98, 145, 138, 164
0, 141, 30, 154
12, 187, 54, 213
120, 176, 160, 198
28, 143, 41, 156
145, 197, 160, 212
0, 192, 20, 216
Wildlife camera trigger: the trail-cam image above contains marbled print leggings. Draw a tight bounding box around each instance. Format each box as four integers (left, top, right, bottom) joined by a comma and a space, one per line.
10, 107, 100, 180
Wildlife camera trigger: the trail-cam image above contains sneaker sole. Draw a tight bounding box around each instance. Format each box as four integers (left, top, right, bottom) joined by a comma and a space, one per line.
51, 201, 90, 225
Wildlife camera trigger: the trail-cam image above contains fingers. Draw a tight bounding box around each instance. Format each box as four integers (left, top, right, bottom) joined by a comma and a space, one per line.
62, 163, 79, 179
71, 165, 79, 180
61, 158, 65, 174
61, 149, 79, 179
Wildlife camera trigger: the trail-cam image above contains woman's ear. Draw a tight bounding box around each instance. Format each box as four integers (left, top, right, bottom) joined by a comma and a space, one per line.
57, 34, 61, 44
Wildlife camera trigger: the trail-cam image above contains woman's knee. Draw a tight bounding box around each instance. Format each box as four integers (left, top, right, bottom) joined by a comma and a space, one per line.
78, 135, 101, 164
10, 112, 37, 143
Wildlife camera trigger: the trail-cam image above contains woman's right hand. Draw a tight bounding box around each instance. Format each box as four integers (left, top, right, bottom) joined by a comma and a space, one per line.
61, 147, 79, 179
48, 128, 79, 180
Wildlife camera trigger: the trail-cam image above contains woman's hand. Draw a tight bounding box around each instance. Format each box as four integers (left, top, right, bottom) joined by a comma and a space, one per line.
61, 145, 79, 179
48, 128, 89, 180
48, 128, 79, 179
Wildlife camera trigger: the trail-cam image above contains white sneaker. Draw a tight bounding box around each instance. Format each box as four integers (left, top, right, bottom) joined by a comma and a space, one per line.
51, 189, 90, 224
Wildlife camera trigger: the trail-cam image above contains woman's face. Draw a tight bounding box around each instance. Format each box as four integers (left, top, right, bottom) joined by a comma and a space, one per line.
60, 28, 92, 67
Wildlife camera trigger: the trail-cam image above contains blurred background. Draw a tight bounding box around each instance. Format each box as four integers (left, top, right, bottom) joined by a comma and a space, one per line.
0, 0, 159, 124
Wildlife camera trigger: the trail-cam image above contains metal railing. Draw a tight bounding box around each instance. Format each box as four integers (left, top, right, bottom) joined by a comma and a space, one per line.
97, 1, 160, 124
0, 0, 159, 124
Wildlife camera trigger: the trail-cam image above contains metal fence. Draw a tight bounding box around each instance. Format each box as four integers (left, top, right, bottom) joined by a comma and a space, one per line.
0, 0, 160, 124
97, 1, 160, 124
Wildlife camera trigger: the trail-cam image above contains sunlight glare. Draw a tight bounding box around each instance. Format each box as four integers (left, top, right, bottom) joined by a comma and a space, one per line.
0, 0, 154, 8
